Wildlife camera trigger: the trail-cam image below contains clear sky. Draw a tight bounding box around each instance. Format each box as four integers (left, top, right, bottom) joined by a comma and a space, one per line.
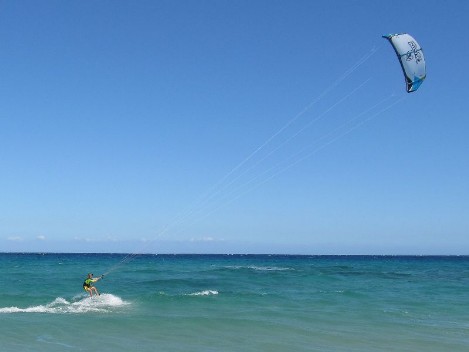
1, 0, 468, 254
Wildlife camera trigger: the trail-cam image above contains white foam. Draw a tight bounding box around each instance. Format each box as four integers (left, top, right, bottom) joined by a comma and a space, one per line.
187, 290, 219, 296
0, 293, 130, 314
226, 265, 293, 271
250, 265, 293, 271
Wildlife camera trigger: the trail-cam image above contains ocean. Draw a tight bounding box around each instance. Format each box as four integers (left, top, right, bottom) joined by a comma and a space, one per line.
1, 253, 468, 351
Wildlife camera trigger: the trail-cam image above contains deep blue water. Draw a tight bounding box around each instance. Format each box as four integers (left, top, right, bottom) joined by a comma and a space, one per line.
1, 253, 469, 351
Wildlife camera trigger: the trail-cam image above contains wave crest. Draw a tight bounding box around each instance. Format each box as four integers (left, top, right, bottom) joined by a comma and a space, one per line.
226, 265, 293, 271
187, 290, 218, 296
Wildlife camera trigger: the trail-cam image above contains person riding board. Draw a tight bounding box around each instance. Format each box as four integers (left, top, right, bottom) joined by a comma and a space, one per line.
83, 273, 103, 297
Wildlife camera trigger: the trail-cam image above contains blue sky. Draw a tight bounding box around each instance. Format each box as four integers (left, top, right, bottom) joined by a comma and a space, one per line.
1, 0, 468, 254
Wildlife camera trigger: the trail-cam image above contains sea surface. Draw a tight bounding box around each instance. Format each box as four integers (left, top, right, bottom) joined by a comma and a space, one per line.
1, 253, 468, 351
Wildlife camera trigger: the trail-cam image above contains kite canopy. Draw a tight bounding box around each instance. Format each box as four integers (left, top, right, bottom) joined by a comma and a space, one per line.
383, 33, 426, 93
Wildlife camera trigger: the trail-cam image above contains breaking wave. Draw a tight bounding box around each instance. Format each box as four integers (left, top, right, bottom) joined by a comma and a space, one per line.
186, 290, 219, 296
225, 265, 293, 271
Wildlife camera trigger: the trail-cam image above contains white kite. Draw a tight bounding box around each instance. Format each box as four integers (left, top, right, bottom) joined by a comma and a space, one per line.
383, 33, 426, 93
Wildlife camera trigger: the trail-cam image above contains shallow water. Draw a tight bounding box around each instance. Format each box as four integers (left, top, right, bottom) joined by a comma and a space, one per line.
1, 254, 469, 351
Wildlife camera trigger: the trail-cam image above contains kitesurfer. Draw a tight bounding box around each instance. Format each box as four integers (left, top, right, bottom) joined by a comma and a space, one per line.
83, 273, 103, 297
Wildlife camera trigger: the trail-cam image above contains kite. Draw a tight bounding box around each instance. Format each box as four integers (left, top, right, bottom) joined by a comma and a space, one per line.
383, 33, 426, 93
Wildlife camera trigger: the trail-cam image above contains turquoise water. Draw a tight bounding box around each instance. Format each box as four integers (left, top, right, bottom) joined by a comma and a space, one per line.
1, 254, 469, 351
